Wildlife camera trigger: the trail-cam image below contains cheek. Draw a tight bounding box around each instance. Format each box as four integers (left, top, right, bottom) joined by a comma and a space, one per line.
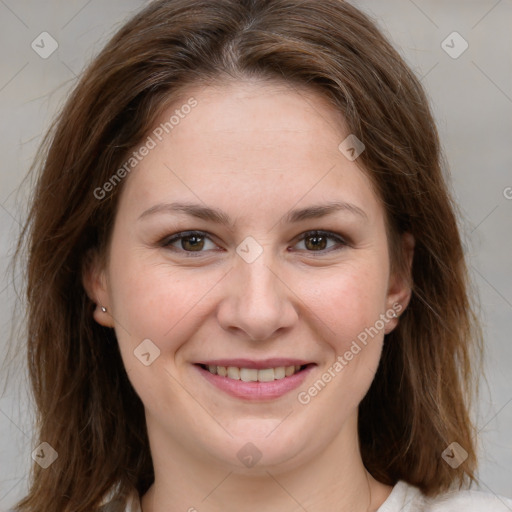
107, 249, 221, 358
295, 261, 389, 346
106, 256, 212, 407
296, 269, 388, 409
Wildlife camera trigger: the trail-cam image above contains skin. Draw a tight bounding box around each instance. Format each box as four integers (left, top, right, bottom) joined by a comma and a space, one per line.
85, 79, 414, 512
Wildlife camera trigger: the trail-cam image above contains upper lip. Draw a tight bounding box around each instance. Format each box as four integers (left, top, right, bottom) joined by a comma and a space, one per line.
196, 358, 315, 369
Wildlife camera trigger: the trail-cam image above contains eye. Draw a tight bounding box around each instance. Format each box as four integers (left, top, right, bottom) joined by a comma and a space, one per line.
159, 229, 348, 257
160, 231, 218, 255
292, 230, 348, 253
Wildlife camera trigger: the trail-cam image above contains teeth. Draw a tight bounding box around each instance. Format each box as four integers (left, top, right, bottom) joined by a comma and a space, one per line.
257, 368, 275, 382
285, 365, 296, 377
240, 368, 258, 382
204, 364, 305, 381
227, 366, 240, 380
274, 366, 285, 379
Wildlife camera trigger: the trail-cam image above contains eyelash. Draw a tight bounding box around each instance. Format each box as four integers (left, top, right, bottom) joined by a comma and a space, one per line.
159, 230, 348, 257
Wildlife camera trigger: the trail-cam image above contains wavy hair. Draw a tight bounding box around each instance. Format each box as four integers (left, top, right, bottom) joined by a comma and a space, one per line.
11, 1, 482, 510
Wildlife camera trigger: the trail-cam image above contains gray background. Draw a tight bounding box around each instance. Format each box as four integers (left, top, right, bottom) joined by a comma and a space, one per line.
0, 0, 511, 509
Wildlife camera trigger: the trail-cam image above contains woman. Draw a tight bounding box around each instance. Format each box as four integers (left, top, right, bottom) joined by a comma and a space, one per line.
11, 0, 512, 511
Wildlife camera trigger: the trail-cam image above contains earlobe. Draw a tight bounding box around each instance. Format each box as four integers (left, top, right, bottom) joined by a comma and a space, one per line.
385, 232, 415, 333
82, 249, 114, 328
92, 303, 114, 328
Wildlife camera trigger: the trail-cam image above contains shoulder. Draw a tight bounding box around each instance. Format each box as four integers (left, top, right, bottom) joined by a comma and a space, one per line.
430, 490, 512, 512
424, 489, 512, 511
378, 480, 512, 512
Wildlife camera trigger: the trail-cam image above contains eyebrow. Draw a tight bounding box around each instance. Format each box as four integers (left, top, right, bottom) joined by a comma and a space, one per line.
137, 200, 368, 227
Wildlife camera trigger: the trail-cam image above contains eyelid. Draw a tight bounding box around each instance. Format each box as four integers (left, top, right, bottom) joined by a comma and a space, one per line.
159, 229, 349, 256
160, 230, 219, 256
291, 230, 349, 253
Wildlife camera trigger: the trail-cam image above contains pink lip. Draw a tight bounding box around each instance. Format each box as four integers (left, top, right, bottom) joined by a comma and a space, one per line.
194, 363, 315, 401
196, 358, 312, 370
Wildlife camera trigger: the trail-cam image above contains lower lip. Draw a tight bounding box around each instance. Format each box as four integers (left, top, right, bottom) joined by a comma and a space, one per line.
194, 364, 315, 401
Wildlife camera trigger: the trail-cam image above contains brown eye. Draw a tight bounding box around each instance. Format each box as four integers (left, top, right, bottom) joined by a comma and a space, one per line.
181, 234, 205, 251
304, 233, 328, 251
161, 231, 217, 255
294, 231, 347, 253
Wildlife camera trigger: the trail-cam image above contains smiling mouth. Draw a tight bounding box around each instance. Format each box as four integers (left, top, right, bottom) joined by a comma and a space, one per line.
196, 363, 312, 382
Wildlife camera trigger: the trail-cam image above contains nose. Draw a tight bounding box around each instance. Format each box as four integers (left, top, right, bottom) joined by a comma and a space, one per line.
216, 253, 299, 341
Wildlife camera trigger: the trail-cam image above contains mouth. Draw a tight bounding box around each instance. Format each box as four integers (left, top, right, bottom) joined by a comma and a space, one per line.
196, 363, 311, 382
193, 361, 316, 401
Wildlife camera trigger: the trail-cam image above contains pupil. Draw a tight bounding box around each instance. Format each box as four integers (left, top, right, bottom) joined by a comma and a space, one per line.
306, 235, 326, 251
183, 235, 204, 251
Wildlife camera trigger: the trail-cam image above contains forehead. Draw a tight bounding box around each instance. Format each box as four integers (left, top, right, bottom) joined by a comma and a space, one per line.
117, 79, 381, 222
163, 79, 345, 164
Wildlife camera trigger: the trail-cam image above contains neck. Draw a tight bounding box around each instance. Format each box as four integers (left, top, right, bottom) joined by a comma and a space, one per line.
140, 414, 393, 512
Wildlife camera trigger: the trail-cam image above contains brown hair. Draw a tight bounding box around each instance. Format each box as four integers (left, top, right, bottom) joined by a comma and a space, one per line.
11, 0, 483, 510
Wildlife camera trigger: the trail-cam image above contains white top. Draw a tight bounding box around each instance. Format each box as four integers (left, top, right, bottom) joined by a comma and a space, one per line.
377, 480, 512, 511
110, 480, 512, 511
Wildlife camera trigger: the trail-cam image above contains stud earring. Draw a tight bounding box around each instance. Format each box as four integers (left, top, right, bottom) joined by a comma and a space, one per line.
390, 310, 398, 318
100, 306, 107, 313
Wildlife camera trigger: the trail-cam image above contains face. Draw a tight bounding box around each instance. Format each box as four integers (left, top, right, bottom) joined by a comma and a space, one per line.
87, 79, 412, 473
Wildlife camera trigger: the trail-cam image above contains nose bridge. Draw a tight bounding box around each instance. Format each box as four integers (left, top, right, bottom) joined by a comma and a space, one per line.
241, 255, 281, 305
217, 247, 297, 340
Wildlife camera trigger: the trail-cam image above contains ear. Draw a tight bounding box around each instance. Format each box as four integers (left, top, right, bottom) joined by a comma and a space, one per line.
384, 232, 414, 334
82, 249, 115, 328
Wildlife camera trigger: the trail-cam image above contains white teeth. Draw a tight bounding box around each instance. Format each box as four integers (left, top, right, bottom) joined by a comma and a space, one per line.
257, 368, 275, 382
240, 368, 258, 382
285, 365, 296, 377
227, 366, 240, 380
274, 366, 285, 379
204, 364, 305, 381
